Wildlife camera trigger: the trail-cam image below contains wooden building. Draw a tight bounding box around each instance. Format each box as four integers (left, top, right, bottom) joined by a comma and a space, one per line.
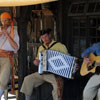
1, 0, 100, 100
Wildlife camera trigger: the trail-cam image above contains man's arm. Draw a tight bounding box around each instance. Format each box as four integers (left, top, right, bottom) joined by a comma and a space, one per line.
0, 32, 3, 37
81, 45, 95, 64
81, 44, 96, 58
33, 46, 42, 66
3, 30, 18, 50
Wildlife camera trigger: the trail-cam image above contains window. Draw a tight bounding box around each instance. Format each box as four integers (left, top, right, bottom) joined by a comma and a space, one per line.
87, 3, 96, 13
68, 1, 100, 16
69, 3, 85, 16
71, 17, 100, 57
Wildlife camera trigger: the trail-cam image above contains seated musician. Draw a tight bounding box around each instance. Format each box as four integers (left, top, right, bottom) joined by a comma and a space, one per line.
81, 42, 100, 100
20, 28, 70, 100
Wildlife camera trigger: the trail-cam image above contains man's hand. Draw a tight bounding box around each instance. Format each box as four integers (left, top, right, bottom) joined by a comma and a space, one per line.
2, 30, 9, 37
83, 57, 90, 64
75, 64, 79, 72
33, 59, 40, 66
0, 32, 3, 37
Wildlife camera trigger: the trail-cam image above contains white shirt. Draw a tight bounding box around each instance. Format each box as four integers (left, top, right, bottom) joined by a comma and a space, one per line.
0, 26, 19, 53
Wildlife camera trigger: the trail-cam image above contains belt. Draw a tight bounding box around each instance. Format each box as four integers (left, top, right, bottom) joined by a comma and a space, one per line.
0, 49, 14, 57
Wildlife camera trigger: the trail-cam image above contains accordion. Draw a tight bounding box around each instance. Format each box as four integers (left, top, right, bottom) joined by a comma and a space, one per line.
38, 50, 77, 79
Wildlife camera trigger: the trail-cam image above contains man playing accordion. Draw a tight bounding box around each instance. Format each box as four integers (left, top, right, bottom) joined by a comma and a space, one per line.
20, 28, 70, 100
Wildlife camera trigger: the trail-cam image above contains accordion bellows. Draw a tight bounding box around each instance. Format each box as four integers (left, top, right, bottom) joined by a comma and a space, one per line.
38, 50, 76, 79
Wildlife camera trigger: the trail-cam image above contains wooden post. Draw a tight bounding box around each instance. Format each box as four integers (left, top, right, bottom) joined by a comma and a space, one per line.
16, 6, 29, 100
17, 19, 28, 100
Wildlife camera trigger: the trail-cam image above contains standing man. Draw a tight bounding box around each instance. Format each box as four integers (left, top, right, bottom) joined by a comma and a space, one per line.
20, 28, 69, 100
81, 42, 100, 100
0, 12, 19, 100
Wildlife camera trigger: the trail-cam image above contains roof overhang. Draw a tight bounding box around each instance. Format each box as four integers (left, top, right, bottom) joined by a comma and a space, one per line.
0, 0, 57, 7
